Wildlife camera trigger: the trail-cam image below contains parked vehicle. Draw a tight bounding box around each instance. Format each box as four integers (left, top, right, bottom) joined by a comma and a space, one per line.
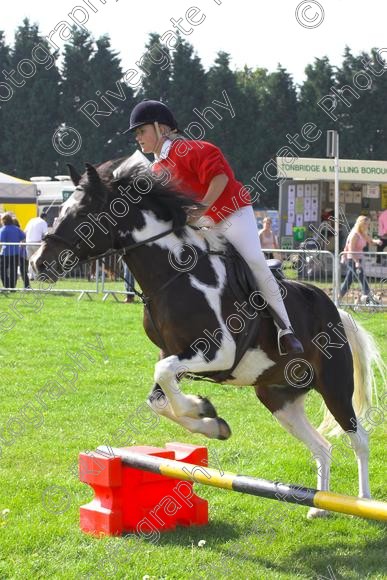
31, 175, 75, 227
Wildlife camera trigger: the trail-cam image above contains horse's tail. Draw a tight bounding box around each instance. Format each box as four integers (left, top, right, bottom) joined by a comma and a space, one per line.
318, 309, 385, 436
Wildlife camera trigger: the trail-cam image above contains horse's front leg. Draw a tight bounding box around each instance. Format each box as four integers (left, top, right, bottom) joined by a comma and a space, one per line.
149, 349, 218, 419
151, 343, 235, 439
148, 387, 231, 440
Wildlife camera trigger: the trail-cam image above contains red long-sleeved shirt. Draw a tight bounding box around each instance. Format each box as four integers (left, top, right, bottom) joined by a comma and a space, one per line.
152, 139, 251, 223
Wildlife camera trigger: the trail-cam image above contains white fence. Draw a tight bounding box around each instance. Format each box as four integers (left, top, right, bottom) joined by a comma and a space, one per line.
269, 248, 385, 310
99, 254, 134, 302
338, 251, 386, 309
0, 243, 99, 300
0, 243, 385, 309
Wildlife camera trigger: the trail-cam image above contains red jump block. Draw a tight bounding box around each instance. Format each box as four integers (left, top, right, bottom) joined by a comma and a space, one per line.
79, 443, 208, 536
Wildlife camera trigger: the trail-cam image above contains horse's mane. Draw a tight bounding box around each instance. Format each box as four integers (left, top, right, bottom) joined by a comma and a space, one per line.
98, 157, 199, 231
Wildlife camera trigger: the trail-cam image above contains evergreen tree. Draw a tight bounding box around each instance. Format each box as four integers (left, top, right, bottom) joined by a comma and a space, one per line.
364, 48, 387, 160
298, 56, 336, 157
3, 17, 386, 189
2, 19, 61, 178
334, 47, 387, 160
259, 65, 299, 207
138, 33, 172, 102
206, 52, 241, 165
235, 66, 268, 191
260, 65, 299, 157
0, 31, 12, 172
61, 28, 94, 121
60, 31, 136, 170
59, 28, 97, 169
85, 34, 136, 163
333, 46, 366, 158
168, 36, 207, 130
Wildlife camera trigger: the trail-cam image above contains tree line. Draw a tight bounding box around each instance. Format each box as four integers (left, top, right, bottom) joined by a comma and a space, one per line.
1, 19, 387, 207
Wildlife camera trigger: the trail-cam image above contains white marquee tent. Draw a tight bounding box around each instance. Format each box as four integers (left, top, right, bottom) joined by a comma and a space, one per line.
0, 171, 37, 202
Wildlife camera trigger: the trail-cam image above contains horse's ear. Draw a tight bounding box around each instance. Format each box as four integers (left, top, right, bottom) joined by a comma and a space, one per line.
84, 163, 107, 202
85, 163, 100, 185
66, 164, 81, 186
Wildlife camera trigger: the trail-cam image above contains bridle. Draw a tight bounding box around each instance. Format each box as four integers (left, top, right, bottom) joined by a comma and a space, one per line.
43, 225, 181, 266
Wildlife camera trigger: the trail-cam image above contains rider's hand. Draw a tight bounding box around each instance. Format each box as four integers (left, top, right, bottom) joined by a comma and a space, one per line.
186, 206, 205, 224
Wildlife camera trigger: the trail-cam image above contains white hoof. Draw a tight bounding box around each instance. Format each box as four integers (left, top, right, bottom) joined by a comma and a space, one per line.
197, 417, 232, 440
175, 394, 217, 420
307, 507, 331, 519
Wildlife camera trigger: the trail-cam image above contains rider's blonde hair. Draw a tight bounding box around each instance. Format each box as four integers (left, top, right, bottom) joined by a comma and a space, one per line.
352, 215, 370, 235
154, 121, 187, 142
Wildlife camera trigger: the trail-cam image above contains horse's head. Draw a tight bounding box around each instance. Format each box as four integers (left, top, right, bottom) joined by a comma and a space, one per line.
31, 155, 196, 282
30, 159, 126, 281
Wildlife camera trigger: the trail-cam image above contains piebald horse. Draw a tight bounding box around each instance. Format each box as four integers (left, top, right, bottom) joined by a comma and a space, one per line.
31, 157, 384, 518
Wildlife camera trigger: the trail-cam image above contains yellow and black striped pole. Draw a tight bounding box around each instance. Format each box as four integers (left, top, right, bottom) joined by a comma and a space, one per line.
97, 446, 387, 522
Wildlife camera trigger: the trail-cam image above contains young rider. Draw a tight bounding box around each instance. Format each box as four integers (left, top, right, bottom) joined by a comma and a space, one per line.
125, 99, 303, 355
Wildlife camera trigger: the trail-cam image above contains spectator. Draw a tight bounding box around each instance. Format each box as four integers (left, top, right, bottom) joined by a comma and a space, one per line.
24, 211, 48, 279
376, 209, 387, 264
123, 263, 135, 303
319, 207, 336, 252
13, 218, 31, 289
340, 215, 382, 301
0, 212, 25, 289
259, 217, 279, 259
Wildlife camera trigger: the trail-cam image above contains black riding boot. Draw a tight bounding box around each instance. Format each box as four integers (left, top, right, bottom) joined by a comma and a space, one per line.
277, 327, 304, 356
267, 306, 304, 355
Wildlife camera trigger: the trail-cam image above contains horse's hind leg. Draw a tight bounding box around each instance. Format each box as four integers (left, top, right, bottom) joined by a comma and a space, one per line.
347, 423, 370, 498
256, 386, 332, 519
320, 380, 371, 499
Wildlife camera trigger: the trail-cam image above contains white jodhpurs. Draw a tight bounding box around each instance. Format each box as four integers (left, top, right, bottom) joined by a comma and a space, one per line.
215, 206, 292, 329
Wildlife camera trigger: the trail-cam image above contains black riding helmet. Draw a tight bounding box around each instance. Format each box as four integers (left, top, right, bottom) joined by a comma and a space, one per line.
125, 99, 178, 132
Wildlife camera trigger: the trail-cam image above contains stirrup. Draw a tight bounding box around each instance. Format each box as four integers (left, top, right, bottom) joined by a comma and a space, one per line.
277, 328, 290, 356
277, 328, 304, 356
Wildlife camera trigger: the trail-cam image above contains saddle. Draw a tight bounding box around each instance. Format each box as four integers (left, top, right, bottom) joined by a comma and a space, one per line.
200, 250, 285, 383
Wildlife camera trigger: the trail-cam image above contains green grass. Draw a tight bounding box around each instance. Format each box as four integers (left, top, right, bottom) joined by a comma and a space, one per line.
0, 294, 385, 580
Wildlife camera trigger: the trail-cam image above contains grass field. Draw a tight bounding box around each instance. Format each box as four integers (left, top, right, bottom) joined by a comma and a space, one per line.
0, 293, 385, 580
